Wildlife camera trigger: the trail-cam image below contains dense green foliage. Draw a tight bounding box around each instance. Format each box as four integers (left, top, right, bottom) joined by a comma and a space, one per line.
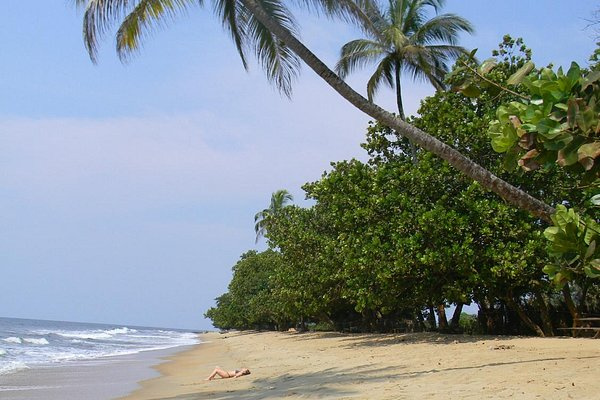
205, 250, 289, 330
206, 39, 600, 336
453, 37, 600, 289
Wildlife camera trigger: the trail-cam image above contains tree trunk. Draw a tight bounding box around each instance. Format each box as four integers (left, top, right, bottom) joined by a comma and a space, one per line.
534, 292, 554, 337
562, 284, 581, 336
504, 293, 545, 337
394, 65, 417, 164
416, 310, 427, 331
427, 305, 437, 330
242, 0, 555, 222
436, 304, 449, 332
450, 303, 464, 331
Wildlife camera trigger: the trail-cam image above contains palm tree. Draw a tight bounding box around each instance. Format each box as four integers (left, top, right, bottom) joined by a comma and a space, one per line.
74, 0, 555, 222
254, 189, 294, 242
335, 0, 473, 162
336, 0, 474, 121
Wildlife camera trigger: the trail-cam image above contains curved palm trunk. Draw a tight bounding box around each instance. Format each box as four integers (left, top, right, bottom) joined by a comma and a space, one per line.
242, 0, 555, 222
394, 64, 417, 164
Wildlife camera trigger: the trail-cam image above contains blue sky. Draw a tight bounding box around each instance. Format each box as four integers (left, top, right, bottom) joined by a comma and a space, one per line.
1, 1, 598, 330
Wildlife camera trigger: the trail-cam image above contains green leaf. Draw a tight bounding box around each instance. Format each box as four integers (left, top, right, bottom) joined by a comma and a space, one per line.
555, 103, 568, 111
557, 136, 587, 166
536, 118, 563, 139
544, 226, 559, 242
567, 98, 579, 130
507, 61, 535, 85
584, 219, 600, 245
590, 194, 600, 205
489, 122, 518, 153
584, 259, 600, 278
460, 84, 481, 98
557, 147, 579, 167
502, 150, 520, 171
551, 205, 576, 230
542, 133, 573, 151
577, 142, 600, 170
585, 240, 596, 260
566, 62, 581, 87
543, 263, 560, 277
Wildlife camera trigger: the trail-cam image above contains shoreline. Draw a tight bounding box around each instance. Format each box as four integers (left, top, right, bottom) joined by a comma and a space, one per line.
0, 345, 195, 400
121, 331, 600, 399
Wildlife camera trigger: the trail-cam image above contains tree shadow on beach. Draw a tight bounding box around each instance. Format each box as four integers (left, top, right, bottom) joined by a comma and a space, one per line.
283, 331, 493, 348
153, 364, 402, 400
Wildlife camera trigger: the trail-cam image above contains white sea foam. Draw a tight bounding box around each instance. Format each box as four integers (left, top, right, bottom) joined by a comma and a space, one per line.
0, 362, 29, 375
106, 327, 136, 335
56, 327, 135, 341
0, 385, 58, 392
0, 318, 199, 376
56, 331, 113, 340
0, 349, 7, 356
23, 338, 49, 345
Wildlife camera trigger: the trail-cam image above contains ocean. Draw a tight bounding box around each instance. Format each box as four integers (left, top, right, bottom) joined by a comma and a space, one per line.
0, 317, 200, 399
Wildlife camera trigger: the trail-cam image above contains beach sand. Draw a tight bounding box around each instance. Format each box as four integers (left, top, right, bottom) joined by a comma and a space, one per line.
120, 331, 600, 400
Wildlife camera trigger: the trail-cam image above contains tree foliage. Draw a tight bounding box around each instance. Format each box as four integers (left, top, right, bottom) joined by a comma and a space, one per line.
205, 250, 289, 330
207, 38, 600, 336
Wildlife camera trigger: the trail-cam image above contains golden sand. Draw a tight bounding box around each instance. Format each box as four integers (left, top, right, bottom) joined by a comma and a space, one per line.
120, 331, 600, 399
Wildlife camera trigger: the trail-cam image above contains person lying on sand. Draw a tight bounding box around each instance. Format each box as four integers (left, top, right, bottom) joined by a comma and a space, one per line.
205, 366, 251, 380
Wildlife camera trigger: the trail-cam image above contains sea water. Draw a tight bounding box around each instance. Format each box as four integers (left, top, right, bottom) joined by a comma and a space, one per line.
0, 317, 199, 398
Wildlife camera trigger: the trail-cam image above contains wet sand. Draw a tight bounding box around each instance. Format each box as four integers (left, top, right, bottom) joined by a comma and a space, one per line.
0, 347, 192, 400
121, 331, 600, 399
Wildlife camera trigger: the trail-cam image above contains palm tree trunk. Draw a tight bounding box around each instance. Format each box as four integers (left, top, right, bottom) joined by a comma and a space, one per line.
449, 302, 464, 331
394, 66, 406, 120
394, 65, 417, 164
241, 0, 555, 222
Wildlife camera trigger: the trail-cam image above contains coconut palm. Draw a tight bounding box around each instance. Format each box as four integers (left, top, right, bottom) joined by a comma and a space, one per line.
254, 189, 294, 242
336, 0, 474, 121
74, 0, 555, 222
335, 0, 473, 162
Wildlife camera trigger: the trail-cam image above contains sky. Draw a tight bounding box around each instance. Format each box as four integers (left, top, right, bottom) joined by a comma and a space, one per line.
1, 1, 598, 330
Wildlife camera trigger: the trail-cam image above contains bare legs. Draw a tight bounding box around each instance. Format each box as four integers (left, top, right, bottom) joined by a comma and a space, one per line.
205, 366, 233, 380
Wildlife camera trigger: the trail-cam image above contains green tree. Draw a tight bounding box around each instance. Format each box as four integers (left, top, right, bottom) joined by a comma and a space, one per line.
75, 0, 555, 222
205, 250, 288, 330
254, 189, 293, 242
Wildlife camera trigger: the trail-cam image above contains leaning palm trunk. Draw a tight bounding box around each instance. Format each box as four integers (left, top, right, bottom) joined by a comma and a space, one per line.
241, 0, 555, 222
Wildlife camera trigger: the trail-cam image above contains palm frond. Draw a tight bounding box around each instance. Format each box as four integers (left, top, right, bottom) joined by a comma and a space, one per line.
115, 0, 201, 62
213, 0, 249, 70
412, 13, 474, 46
242, 0, 301, 97
336, 39, 386, 78
421, 0, 444, 13
366, 56, 395, 101
401, 45, 448, 89
78, 0, 201, 63
254, 189, 293, 242
293, 1, 386, 41
426, 44, 470, 60
79, 0, 133, 62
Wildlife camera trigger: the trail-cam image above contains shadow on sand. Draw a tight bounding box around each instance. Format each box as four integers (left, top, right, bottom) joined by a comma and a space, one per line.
151, 364, 400, 400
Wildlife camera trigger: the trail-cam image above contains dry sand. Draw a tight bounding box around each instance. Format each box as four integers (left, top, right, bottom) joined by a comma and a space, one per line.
120, 331, 600, 400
